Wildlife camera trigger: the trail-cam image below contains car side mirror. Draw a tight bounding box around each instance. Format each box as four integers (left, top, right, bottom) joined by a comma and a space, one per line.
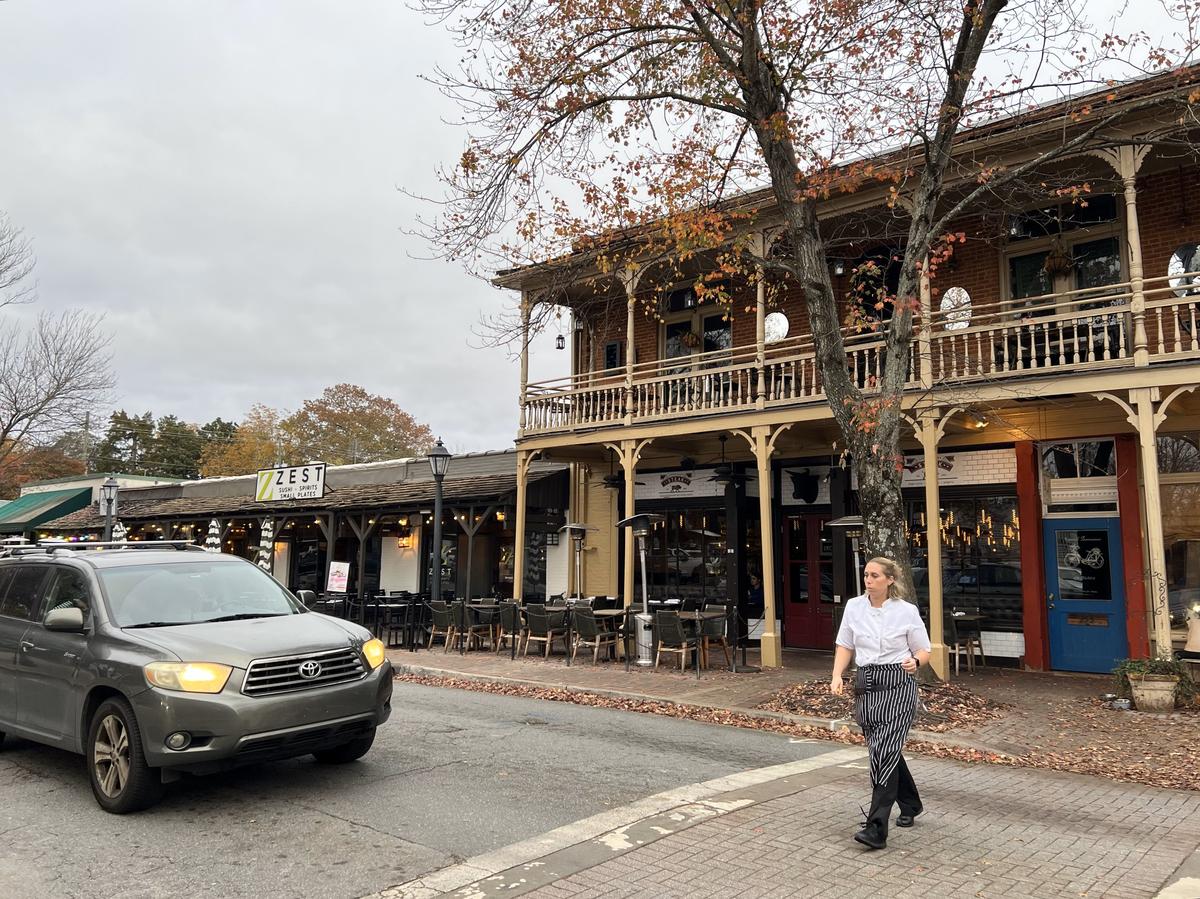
44, 606, 86, 633
296, 589, 317, 608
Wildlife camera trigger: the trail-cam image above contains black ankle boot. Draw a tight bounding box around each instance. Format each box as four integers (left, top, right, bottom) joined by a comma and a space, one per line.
854, 820, 887, 850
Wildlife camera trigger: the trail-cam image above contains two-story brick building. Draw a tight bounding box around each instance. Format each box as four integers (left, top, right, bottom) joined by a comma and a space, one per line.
497, 68, 1200, 678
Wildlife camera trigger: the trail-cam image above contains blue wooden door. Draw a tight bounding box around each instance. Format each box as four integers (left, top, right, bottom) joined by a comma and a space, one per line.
1042, 518, 1127, 672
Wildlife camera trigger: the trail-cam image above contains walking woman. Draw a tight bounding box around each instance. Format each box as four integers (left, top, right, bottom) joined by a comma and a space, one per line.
830, 557, 931, 850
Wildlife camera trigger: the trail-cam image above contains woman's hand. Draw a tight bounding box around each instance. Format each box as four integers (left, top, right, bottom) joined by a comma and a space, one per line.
901, 656, 918, 674
830, 675, 844, 696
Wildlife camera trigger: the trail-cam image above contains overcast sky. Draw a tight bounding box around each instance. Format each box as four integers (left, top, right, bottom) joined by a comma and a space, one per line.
0, 0, 566, 456
0, 1, 1181, 460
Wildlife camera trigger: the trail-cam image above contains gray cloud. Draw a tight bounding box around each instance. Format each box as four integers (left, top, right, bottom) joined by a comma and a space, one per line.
0, 0, 564, 455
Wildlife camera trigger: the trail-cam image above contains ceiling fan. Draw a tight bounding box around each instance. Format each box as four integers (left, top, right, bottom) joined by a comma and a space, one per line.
707, 435, 755, 484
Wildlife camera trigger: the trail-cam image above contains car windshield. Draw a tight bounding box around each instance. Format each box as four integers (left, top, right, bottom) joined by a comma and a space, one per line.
97, 559, 303, 628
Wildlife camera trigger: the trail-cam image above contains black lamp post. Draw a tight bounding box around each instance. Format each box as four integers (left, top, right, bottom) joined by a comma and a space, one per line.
100, 476, 119, 542
427, 439, 452, 602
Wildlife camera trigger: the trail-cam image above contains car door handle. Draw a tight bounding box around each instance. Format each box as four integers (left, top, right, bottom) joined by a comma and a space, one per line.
19, 640, 35, 652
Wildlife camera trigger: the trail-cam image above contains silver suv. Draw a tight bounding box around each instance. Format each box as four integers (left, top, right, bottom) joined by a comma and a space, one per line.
0, 543, 393, 813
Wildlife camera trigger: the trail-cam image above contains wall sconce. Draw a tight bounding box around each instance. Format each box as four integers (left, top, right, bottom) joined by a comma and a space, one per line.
396, 525, 413, 549
555, 333, 566, 350
831, 259, 846, 277
495, 509, 506, 523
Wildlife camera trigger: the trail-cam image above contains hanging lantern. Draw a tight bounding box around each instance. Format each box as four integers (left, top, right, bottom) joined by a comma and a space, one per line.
555, 333, 566, 350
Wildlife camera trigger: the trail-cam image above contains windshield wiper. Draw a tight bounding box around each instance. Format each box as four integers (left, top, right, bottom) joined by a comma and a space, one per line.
200, 612, 289, 623
124, 621, 199, 629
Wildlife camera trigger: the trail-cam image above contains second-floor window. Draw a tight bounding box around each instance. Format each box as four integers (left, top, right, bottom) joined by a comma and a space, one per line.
660, 286, 731, 368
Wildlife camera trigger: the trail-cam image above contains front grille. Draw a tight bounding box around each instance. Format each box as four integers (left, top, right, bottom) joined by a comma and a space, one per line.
235, 719, 373, 760
242, 647, 365, 696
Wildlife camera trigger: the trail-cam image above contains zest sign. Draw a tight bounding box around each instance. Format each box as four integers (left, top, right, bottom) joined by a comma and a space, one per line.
256, 462, 326, 502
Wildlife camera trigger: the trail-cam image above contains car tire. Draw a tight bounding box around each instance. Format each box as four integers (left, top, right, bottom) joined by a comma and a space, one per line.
0, 729, 5, 749
312, 727, 376, 764
87, 698, 163, 814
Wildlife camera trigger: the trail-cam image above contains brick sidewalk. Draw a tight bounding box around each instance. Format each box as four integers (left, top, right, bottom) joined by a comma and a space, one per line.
496, 757, 1200, 899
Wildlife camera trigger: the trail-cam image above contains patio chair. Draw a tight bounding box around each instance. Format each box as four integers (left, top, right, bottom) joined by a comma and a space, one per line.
700, 604, 733, 669
947, 605, 985, 673
654, 610, 699, 670
451, 600, 493, 651
524, 607, 568, 658
495, 601, 524, 654
571, 607, 618, 664
428, 600, 453, 650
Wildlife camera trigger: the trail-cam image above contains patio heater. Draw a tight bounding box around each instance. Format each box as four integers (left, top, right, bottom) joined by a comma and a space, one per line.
100, 476, 119, 543
558, 523, 597, 669
427, 439, 452, 604
617, 513, 663, 667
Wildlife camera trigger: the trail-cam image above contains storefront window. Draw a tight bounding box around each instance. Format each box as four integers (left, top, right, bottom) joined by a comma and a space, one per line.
1163, 481, 1200, 626
1159, 433, 1200, 473
907, 495, 1022, 632
646, 510, 727, 602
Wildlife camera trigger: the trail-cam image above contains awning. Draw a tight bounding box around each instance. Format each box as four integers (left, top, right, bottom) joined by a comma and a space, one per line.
0, 487, 92, 534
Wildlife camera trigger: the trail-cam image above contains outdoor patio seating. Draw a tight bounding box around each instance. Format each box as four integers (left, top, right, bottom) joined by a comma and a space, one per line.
495, 601, 524, 654
451, 600, 494, 651
700, 603, 733, 669
947, 606, 985, 673
524, 606, 568, 657
571, 606, 619, 664
428, 600, 453, 650
654, 609, 699, 670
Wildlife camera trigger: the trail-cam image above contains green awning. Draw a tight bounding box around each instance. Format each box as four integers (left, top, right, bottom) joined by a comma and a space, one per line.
0, 487, 91, 534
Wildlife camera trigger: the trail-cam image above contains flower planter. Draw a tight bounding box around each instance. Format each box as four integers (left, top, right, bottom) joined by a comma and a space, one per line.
1129, 673, 1178, 713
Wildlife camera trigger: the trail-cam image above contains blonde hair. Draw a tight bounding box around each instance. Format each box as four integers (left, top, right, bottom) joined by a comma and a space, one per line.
866, 556, 905, 600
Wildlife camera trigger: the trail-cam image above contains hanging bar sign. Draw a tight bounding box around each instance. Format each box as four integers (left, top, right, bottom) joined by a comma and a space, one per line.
256, 462, 327, 502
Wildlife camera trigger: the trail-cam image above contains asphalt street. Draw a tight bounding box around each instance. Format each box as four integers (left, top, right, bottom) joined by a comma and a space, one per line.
0, 680, 841, 899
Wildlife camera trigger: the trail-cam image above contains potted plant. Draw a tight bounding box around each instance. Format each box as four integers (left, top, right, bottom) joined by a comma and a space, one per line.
1112, 657, 1194, 712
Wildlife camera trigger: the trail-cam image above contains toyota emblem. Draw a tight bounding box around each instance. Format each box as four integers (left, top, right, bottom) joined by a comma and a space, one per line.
298, 659, 322, 679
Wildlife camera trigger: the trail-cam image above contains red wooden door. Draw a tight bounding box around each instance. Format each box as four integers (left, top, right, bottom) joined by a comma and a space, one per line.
783, 515, 835, 649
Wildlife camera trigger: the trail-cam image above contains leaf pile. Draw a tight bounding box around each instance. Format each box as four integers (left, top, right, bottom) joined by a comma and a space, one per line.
396, 673, 1200, 792
756, 679, 1008, 733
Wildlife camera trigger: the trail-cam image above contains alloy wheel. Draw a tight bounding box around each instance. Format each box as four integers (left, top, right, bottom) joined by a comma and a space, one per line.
92, 714, 131, 799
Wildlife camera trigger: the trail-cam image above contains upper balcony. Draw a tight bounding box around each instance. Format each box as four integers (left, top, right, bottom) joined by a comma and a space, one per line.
520, 269, 1200, 439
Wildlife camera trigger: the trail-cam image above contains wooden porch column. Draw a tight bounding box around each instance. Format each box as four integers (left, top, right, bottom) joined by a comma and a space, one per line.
620, 267, 640, 426
610, 439, 650, 607
754, 230, 768, 409
730, 424, 790, 668
519, 293, 531, 433
1093, 145, 1151, 365
1120, 146, 1151, 366
514, 451, 532, 602
1098, 385, 1196, 658
918, 411, 949, 680
1134, 387, 1172, 658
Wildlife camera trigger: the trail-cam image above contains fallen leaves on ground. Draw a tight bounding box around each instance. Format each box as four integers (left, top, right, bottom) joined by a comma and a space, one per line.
395, 673, 1200, 792
755, 679, 1008, 732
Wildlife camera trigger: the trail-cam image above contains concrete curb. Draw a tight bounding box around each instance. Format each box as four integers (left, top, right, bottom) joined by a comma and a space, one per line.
391, 662, 1017, 757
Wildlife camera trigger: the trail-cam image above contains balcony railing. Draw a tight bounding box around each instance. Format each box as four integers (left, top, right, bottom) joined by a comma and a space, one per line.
520, 271, 1200, 436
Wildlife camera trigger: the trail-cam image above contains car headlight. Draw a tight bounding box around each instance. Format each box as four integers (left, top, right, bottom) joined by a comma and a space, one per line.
361, 638, 386, 670
144, 661, 233, 694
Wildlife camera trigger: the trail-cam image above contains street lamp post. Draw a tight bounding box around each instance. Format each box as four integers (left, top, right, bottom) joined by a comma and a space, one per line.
427, 439, 452, 604
100, 476, 119, 542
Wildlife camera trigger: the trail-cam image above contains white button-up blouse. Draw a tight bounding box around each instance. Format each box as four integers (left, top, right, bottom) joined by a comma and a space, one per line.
835, 594, 931, 666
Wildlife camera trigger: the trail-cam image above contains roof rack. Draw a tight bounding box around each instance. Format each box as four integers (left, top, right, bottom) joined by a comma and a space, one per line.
0, 540, 207, 557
